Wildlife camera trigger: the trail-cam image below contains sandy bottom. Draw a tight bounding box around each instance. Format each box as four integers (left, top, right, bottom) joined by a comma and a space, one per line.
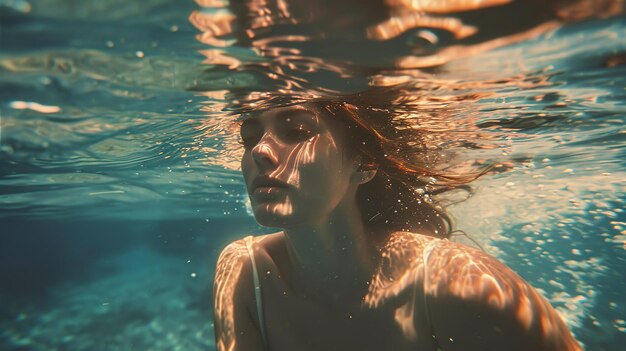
1, 247, 215, 351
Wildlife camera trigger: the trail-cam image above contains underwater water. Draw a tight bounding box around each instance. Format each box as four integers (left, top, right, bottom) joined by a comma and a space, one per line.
1, 0, 625, 350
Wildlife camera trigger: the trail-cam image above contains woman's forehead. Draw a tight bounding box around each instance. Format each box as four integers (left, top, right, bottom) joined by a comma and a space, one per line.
243, 103, 324, 124
239, 102, 351, 143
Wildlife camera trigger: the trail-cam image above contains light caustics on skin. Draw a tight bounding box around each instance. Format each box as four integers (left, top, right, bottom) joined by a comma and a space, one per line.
362, 232, 583, 349
250, 134, 297, 217
213, 239, 250, 351
247, 119, 339, 218
421, 240, 583, 350
363, 232, 433, 341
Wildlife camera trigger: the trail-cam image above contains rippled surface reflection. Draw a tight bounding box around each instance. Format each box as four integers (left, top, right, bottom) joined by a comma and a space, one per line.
1, 0, 626, 350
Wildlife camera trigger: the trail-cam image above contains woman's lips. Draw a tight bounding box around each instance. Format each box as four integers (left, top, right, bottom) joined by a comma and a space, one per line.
251, 186, 287, 199
251, 176, 289, 193
254, 186, 284, 192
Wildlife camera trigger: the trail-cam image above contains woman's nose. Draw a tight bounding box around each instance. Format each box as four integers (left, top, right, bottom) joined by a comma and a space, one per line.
251, 134, 279, 170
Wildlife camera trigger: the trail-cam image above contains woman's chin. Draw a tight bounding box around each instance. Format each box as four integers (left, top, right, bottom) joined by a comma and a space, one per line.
252, 202, 296, 227
254, 215, 295, 229
251, 199, 293, 215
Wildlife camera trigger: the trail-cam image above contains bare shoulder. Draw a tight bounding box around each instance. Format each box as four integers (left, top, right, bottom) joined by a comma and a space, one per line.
423, 239, 543, 311
214, 234, 280, 309
423, 238, 516, 300
214, 237, 254, 302
214, 233, 280, 276
424, 239, 583, 351
364, 231, 437, 308
216, 238, 250, 270
214, 232, 283, 295
213, 236, 266, 351
213, 238, 253, 327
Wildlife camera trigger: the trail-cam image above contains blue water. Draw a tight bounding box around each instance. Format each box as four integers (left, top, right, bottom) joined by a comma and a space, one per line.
1, 0, 625, 350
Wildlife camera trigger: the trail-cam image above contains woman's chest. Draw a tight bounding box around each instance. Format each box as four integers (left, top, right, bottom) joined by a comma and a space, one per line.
261, 288, 436, 351
252, 232, 438, 350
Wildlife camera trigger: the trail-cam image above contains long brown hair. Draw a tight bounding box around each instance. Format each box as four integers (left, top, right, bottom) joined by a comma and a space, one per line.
318, 91, 487, 239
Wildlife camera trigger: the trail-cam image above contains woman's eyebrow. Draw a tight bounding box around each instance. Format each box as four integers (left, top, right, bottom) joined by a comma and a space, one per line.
275, 107, 317, 122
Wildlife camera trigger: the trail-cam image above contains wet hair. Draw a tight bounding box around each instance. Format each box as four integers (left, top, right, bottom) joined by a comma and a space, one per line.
225, 84, 489, 239
317, 96, 486, 239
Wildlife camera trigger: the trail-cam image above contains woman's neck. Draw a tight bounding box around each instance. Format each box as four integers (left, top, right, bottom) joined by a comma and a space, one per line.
282, 196, 381, 307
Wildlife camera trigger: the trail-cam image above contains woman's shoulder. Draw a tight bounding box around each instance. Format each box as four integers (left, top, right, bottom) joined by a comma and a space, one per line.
389, 232, 526, 305
380, 232, 582, 350
367, 231, 508, 305
383, 231, 494, 276
216, 236, 251, 264
417, 234, 521, 302
214, 235, 281, 350
378, 231, 478, 268
215, 232, 284, 285
216, 232, 282, 260
364, 232, 440, 308
417, 235, 583, 350
214, 236, 255, 301
213, 235, 280, 324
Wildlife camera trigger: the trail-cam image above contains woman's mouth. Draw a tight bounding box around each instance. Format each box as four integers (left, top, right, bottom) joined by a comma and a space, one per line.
251, 186, 288, 202
253, 186, 286, 194
251, 176, 289, 191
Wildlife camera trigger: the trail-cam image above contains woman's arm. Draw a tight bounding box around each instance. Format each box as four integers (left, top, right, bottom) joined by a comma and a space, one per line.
213, 239, 265, 351
424, 241, 583, 351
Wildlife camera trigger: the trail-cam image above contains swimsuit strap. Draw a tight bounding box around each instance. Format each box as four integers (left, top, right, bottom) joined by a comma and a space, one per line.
422, 239, 443, 351
245, 235, 269, 348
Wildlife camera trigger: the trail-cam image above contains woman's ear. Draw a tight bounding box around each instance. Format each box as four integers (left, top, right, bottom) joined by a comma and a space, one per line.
352, 158, 378, 184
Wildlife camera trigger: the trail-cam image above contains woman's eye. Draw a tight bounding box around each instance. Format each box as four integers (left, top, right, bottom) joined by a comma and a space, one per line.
283, 127, 313, 143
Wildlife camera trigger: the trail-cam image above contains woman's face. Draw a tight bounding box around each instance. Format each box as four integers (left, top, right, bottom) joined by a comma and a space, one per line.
240, 103, 359, 228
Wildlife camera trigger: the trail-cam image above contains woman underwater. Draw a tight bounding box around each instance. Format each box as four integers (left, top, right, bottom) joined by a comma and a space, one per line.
212, 97, 583, 351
